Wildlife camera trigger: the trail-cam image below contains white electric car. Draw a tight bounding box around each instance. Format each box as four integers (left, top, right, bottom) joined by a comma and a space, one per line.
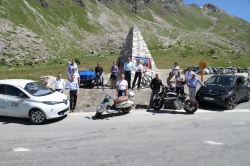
0, 79, 69, 124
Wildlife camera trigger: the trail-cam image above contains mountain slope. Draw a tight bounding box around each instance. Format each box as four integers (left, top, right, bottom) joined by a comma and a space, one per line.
0, 0, 250, 68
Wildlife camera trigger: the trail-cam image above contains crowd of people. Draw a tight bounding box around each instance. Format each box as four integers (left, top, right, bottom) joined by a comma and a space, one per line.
48, 58, 206, 113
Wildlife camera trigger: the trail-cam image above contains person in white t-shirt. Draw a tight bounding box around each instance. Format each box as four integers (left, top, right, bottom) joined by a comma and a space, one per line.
116, 74, 128, 97
185, 67, 194, 82
172, 62, 180, 77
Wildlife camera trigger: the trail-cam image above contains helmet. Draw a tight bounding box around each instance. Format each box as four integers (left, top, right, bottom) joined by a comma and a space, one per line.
128, 91, 135, 98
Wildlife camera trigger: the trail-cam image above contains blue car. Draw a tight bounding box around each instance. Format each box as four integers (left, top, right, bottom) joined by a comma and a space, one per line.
79, 69, 96, 88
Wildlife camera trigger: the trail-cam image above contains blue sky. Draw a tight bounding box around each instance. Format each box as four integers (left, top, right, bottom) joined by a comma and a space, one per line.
183, 0, 250, 22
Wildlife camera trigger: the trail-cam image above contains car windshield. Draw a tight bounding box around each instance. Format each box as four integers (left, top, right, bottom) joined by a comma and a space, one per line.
205, 76, 234, 87
24, 82, 53, 96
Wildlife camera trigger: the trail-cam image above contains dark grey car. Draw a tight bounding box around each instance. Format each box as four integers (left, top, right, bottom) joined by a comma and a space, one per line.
196, 75, 250, 110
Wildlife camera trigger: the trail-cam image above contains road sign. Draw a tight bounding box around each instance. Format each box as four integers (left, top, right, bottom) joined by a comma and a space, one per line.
199, 60, 207, 83
199, 60, 207, 69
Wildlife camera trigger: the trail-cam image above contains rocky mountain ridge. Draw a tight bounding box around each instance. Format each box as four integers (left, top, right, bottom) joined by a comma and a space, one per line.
0, 0, 250, 67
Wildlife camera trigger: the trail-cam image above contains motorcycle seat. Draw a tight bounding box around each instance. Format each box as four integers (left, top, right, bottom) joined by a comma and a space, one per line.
114, 96, 129, 103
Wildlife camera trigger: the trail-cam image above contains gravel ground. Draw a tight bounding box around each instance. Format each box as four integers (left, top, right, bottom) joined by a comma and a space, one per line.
62, 69, 211, 113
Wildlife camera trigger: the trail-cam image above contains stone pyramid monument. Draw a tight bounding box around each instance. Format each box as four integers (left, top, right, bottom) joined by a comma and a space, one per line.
117, 26, 158, 75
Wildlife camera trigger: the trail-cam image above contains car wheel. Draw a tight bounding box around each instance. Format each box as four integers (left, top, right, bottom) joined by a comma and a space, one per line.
29, 109, 46, 124
225, 95, 237, 110
89, 80, 95, 88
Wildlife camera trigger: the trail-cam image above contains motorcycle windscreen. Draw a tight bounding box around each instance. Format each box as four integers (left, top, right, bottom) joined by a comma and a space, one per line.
174, 100, 182, 110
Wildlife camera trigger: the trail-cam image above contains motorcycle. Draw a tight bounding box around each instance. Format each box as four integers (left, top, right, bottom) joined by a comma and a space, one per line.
152, 86, 198, 113
95, 89, 135, 118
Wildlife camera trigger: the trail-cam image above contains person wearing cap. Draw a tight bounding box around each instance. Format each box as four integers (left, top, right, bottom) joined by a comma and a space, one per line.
61, 74, 79, 113
124, 57, 134, 89
186, 73, 206, 101
172, 62, 180, 77
95, 63, 103, 89
132, 59, 144, 90
67, 59, 78, 80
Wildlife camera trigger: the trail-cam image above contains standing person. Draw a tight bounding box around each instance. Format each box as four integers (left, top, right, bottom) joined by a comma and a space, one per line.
172, 62, 180, 77
48, 73, 66, 92
185, 67, 194, 82
132, 59, 144, 90
186, 73, 206, 101
95, 63, 103, 89
175, 70, 185, 96
70, 68, 80, 86
167, 72, 176, 91
116, 74, 128, 97
61, 75, 79, 113
67, 59, 78, 80
124, 57, 134, 89
148, 73, 164, 110
110, 61, 119, 89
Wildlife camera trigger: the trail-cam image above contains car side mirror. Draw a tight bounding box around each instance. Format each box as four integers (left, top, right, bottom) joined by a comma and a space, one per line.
19, 93, 28, 98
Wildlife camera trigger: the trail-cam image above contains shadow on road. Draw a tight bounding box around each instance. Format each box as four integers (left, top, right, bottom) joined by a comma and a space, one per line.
135, 104, 148, 109
90, 112, 129, 120
146, 109, 193, 115
198, 104, 226, 111
0, 115, 67, 125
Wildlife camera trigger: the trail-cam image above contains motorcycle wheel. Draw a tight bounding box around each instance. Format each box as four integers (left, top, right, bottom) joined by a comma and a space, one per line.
183, 100, 198, 113
152, 99, 163, 110
95, 112, 101, 118
122, 106, 132, 113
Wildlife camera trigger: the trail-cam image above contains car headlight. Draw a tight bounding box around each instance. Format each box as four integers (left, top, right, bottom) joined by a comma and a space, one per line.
88, 75, 93, 79
42, 101, 61, 105
220, 91, 229, 95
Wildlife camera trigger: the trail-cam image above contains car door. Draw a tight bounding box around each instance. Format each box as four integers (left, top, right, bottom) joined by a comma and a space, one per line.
235, 77, 246, 101
0, 84, 7, 115
5, 85, 29, 117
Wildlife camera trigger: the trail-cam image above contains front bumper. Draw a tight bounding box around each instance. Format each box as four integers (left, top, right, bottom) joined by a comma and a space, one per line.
44, 103, 70, 119
196, 95, 231, 106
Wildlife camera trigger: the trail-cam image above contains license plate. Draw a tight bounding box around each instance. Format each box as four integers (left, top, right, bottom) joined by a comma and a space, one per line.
204, 97, 214, 101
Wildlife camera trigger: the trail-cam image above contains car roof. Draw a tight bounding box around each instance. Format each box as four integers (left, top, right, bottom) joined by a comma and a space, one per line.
0, 79, 35, 88
212, 75, 243, 78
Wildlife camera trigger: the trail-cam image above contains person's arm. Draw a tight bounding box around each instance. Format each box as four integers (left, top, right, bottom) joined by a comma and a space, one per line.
76, 65, 78, 73
197, 79, 205, 87
48, 79, 55, 87
76, 82, 79, 94
186, 79, 190, 87
101, 67, 103, 74
60, 81, 69, 92
126, 85, 128, 96
116, 81, 119, 96
78, 77, 80, 86
124, 62, 126, 71
67, 65, 71, 75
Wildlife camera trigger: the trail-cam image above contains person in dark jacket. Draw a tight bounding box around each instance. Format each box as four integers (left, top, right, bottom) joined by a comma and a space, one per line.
148, 73, 164, 110
95, 63, 103, 88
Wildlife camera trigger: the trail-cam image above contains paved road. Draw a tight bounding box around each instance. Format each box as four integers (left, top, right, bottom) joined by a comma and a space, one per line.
1, 106, 250, 166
